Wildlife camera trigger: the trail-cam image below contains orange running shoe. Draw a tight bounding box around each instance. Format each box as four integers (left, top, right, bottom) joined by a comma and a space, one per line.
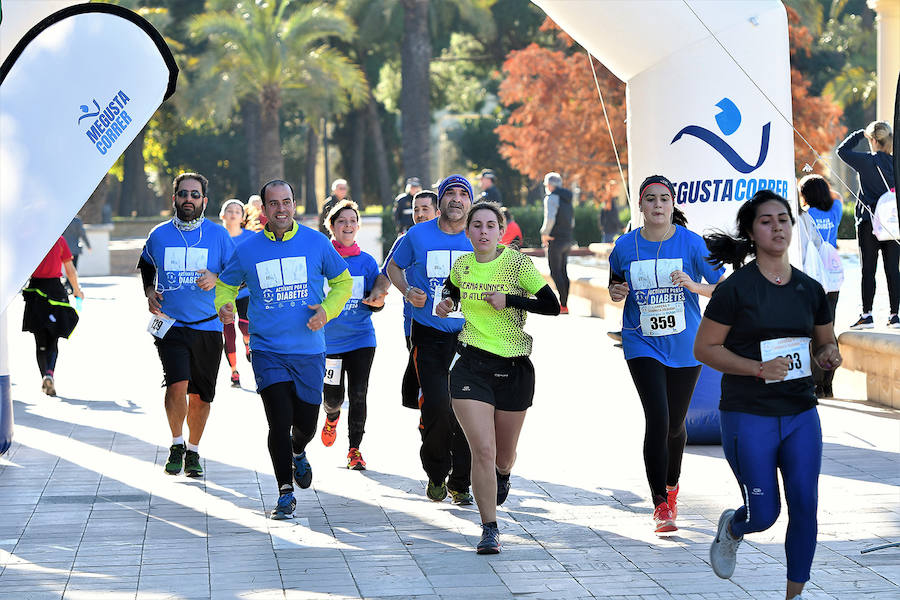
321, 414, 339, 447
653, 502, 677, 533
667, 485, 679, 519
347, 448, 366, 470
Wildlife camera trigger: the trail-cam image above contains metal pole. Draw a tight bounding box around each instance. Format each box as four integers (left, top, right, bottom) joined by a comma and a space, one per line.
0, 309, 13, 455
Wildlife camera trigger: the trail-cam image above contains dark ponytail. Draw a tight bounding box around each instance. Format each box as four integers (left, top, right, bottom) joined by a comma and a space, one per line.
673, 206, 688, 227
704, 190, 794, 269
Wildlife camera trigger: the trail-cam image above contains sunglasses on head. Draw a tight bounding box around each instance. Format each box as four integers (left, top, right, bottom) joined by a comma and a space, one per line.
176, 190, 203, 199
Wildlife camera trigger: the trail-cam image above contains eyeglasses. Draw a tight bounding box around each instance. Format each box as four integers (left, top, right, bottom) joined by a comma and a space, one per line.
176, 190, 203, 199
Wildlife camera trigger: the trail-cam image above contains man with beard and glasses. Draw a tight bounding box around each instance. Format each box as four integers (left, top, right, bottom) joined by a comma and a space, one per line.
371, 175, 474, 504
138, 172, 235, 478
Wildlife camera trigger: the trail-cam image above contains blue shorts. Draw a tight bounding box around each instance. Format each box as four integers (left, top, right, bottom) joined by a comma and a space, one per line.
252, 350, 325, 406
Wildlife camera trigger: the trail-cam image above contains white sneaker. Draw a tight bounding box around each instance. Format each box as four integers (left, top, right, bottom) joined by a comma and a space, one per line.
710, 509, 742, 579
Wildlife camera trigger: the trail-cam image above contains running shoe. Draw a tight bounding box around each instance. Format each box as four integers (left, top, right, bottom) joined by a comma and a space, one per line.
710, 509, 742, 579
347, 448, 366, 470
889, 315, 900, 329
449, 489, 474, 505
850, 314, 874, 330
426, 479, 448, 502
666, 485, 679, 519
165, 443, 185, 475
292, 451, 313, 489
559, 306, 569, 315
653, 502, 677, 533
476, 523, 501, 554
41, 375, 56, 397
497, 470, 511, 506
321, 414, 340, 447
184, 450, 203, 478
270, 492, 296, 520
230, 372, 241, 388
823, 384, 834, 398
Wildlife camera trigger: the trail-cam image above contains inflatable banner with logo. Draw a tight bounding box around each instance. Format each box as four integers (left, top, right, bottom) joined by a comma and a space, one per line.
0, 1, 178, 454
534, 0, 795, 443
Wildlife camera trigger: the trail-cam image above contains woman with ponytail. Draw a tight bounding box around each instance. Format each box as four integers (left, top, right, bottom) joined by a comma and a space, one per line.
608, 175, 725, 534
695, 190, 841, 599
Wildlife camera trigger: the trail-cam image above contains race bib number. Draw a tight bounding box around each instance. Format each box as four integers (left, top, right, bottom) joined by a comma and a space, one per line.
147, 314, 175, 339
324, 358, 342, 386
638, 302, 685, 337
760, 337, 812, 384
432, 285, 462, 319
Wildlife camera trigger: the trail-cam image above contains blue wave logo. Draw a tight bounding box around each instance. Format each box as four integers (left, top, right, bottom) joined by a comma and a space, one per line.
671, 98, 770, 174
77, 99, 101, 124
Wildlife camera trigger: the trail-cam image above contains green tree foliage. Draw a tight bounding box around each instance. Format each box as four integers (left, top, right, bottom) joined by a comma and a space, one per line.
188, 0, 367, 183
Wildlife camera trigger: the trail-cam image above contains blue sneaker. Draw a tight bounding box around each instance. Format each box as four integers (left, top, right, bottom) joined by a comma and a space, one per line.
293, 451, 313, 489
270, 492, 296, 520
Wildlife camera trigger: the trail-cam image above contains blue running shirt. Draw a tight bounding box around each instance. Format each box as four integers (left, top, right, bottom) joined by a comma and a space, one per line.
383, 234, 413, 337
141, 219, 235, 331
218, 225, 349, 355
232, 228, 256, 300
608, 225, 724, 367
807, 199, 843, 247
324, 252, 380, 353
390, 219, 472, 333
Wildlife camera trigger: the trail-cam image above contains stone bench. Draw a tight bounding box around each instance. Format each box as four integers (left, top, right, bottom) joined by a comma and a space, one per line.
838, 331, 900, 409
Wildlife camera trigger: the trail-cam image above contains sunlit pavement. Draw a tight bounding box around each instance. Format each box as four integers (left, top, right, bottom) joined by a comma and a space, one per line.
1, 274, 897, 599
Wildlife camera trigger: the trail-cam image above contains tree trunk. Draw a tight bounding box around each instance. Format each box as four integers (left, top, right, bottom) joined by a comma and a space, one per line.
121, 125, 153, 217
350, 109, 366, 208
400, 0, 431, 186
82, 174, 111, 224
241, 96, 261, 194
305, 126, 319, 215
322, 117, 330, 199
367, 92, 393, 207
259, 86, 284, 183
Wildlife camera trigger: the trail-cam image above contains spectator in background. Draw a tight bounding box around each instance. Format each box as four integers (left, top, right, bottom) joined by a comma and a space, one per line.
837, 121, 897, 330
479, 170, 502, 205
540, 172, 575, 314
63, 215, 91, 293
500, 207, 523, 250
799, 174, 843, 398
319, 179, 349, 235
393, 177, 422, 234
600, 197, 621, 243
247, 194, 266, 229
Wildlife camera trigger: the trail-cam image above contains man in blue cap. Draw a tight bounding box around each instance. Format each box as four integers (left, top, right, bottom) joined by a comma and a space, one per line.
381, 174, 474, 504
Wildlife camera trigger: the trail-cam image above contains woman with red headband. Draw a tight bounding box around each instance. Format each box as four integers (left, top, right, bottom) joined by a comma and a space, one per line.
608, 175, 725, 533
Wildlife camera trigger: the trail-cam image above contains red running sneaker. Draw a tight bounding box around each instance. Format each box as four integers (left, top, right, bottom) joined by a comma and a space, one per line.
559, 306, 569, 315
667, 484, 679, 519
321, 414, 339, 447
653, 502, 677, 533
347, 448, 366, 470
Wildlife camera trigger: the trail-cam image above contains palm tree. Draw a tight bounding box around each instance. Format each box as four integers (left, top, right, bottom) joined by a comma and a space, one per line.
189, 0, 367, 184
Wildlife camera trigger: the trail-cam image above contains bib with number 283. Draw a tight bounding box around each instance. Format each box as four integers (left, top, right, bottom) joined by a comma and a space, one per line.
759, 337, 812, 384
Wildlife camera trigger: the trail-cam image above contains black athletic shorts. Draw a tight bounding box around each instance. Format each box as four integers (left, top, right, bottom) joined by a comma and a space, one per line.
450, 344, 535, 412
236, 296, 249, 321
154, 325, 224, 403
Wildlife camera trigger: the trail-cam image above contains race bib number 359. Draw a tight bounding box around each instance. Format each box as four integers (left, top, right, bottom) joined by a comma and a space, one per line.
759, 337, 812, 384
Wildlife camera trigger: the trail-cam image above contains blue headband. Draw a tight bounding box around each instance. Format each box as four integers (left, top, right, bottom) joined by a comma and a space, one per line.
438, 175, 474, 202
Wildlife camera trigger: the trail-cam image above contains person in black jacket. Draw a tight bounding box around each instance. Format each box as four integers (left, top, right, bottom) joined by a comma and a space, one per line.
837, 121, 897, 329
540, 172, 575, 313
393, 177, 421, 234
479, 170, 503, 205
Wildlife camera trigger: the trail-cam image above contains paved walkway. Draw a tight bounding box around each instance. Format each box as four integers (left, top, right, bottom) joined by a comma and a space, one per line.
1, 275, 898, 599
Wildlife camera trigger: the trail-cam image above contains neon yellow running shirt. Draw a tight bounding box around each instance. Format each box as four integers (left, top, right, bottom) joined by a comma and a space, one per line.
449, 246, 547, 357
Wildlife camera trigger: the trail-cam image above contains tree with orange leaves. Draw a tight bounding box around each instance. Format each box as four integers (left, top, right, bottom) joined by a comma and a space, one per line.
496, 27, 626, 199
496, 14, 844, 196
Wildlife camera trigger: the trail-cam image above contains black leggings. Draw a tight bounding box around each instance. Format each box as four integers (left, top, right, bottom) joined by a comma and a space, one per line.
547, 241, 571, 307
34, 331, 59, 377
858, 219, 900, 314
410, 321, 471, 492
323, 346, 376, 449
626, 357, 702, 505
259, 382, 320, 491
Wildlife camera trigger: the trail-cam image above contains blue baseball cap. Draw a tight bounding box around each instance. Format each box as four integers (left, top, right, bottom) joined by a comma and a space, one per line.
437, 174, 474, 202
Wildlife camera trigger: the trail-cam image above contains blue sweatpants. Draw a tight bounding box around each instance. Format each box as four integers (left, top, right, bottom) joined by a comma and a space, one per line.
720, 408, 822, 583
